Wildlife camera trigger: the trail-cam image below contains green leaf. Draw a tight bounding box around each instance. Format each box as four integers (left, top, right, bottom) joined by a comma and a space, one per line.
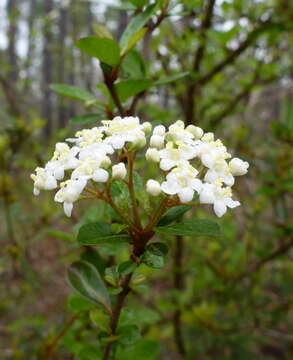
118, 260, 137, 276
67, 260, 111, 313
68, 294, 96, 312
155, 219, 221, 237
142, 252, 165, 269
120, 4, 157, 49
104, 266, 119, 287
47, 229, 73, 241
128, 0, 148, 8
122, 50, 146, 79
121, 28, 147, 56
90, 309, 110, 332
80, 248, 106, 276
77, 345, 102, 360
76, 37, 120, 67
115, 79, 152, 102
146, 242, 168, 256
51, 83, 95, 102
70, 113, 104, 124
77, 222, 130, 245
116, 339, 160, 360
117, 325, 141, 345
93, 24, 113, 39
158, 205, 190, 226
154, 71, 190, 86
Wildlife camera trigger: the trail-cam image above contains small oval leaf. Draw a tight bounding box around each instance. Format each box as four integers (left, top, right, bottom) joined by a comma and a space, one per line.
67, 260, 112, 314
155, 219, 221, 237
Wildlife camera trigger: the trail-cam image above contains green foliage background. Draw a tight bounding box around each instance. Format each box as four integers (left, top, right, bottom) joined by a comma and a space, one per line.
0, 0, 293, 359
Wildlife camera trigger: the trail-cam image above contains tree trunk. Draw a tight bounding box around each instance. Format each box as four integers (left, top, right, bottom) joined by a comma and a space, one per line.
57, 3, 68, 128
6, 0, 19, 83
42, 0, 54, 137
24, 0, 37, 93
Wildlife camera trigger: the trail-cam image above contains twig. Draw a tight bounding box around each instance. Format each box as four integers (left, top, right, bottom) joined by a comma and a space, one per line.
198, 21, 283, 86
44, 312, 82, 360
173, 235, 186, 358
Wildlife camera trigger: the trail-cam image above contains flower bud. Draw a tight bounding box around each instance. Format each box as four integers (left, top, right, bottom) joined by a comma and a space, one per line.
142, 122, 152, 135
150, 135, 164, 149
112, 162, 127, 180
146, 148, 160, 162
100, 156, 111, 169
153, 125, 166, 136
146, 179, 161, 196
186, 125, 203, 139
229, 158, 249, 176
201, 132, 214, 142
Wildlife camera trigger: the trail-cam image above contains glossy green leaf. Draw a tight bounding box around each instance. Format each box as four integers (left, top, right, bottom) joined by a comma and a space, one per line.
146, 242, 168, 256
80, 247, 106, 275
157, 205, 190, 226
121, 28, 147, 56
120, 4, 157, 49
77, 222, 130, 245
115, 79, 152, 102
122, 50, 146, 79
90, 308, 110, 332
76, 37, 120, 67
155, 219, 221, 237
118, 260, 136, 276
142, 252, 165, 269
50, 83, 95, 102
154, 71, 190, 86
68, 294, 96, 312
67, 260, 111, 313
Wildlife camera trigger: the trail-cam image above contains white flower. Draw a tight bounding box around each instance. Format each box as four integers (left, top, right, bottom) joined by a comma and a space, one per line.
112, 162, 127, 180
31, 167, 58, 195
159, 142, 196, 171
153, 125, 166, 136
146, 148, 160, 162
199, 183, 240, 217
146, 179, 161, 196
102, 116, 146, 149
166, 120, 194, 143
229, 157, 249, 176
161, 163, 202, 203
150, 134, 165, 149
201, 132, 214, 142
71, 159, 109, 183
142, 122, 152, 134
186, 125, 203, 139
54, 178, 87, 217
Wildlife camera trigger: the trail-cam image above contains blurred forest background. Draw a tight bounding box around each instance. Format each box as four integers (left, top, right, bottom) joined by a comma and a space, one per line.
0, 0, 293, 359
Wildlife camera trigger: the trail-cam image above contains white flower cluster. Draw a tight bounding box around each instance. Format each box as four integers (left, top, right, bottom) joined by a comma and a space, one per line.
146, 120, 249, 217
31, 117, 249, 218
31, 116, 149, 216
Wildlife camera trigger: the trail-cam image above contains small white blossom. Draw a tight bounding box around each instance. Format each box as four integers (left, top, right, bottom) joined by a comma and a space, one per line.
54, 178, 87, 217
146, 148, 160, 162
161, 163, 202, 203
112, 162, 127, 180
146, 179, 161, 196
229, 157, 249, 176
150, 134, 165, 149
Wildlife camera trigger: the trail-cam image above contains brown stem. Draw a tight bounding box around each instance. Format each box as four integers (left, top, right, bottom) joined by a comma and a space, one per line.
104, 71, 125, 117
126, 151, 142, 229
173, 235, 186, 357
44, 312, 81, 360
102, 273, 132, 360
